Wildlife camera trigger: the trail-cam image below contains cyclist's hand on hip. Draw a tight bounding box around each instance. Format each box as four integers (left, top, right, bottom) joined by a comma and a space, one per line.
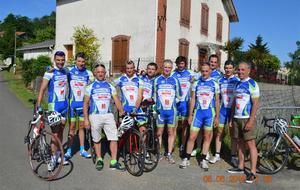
214, 117, 219, 128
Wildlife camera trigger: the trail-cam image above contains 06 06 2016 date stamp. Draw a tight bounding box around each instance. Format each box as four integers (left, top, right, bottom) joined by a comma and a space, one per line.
203, 175, 272, 183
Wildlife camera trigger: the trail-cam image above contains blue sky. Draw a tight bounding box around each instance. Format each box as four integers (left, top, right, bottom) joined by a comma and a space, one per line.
231, 0, 300, 63
1, 0, 299, 63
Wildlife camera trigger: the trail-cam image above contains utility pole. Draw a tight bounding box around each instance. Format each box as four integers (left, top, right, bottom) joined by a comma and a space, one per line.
13, 29, 17, 74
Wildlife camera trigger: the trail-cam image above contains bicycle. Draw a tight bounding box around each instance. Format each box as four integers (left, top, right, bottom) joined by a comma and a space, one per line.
256, 115, 300, 174
140, 101, 160, 172
24, 99, 65, 181
118, 112, 146, 177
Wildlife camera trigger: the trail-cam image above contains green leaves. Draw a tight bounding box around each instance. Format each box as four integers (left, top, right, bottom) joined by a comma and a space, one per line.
72, 25, 101, 69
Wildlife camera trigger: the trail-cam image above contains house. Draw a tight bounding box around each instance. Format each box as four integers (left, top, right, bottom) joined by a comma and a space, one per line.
56, 0, 238, 73
17, 39, 55, 60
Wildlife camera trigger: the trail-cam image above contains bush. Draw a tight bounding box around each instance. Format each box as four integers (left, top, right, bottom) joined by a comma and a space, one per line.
21, 55, 51, 86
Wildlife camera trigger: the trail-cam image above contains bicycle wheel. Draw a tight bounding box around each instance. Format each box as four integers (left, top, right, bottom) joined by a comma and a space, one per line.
123, 129, 145, 176
143, 128, 159, 172
28, 130, 64, 181
256, 133, 289, 174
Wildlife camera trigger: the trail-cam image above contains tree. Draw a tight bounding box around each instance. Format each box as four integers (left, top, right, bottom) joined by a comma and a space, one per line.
223, 37, 244, 60
285, 41, 300, 85
72, 25, 101, 68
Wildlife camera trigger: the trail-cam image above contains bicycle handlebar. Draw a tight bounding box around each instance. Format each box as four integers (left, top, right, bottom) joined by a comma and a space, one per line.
261, 116, 275, 128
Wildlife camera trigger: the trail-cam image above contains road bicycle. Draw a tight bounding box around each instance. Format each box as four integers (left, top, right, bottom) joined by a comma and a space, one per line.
118, 112, 146, 177
24, 99, 64, 181
140, 101, 160, 172
256, 115, 300, 174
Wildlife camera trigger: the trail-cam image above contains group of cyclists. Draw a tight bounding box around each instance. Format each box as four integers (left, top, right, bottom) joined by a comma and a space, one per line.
37, 50, 260, 184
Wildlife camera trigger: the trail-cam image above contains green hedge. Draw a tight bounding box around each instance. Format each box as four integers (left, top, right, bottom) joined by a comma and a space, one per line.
21, 55, 52, 85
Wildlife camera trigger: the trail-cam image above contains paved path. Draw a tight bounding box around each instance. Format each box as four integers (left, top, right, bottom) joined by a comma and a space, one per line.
0, 73, 299, 190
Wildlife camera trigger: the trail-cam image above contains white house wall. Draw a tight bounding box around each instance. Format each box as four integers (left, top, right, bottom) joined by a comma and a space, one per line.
56, 0, 157, 70
23, 49, 52, 60
165, 0, 230, 72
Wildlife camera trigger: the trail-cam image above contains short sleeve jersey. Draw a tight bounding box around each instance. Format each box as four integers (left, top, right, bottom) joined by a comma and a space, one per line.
153, 75, 181, 111
210, 69, 223, 82
140, 75, 155, 101
218, 75, 240, 109
43, 67, 68, 104
192, 77, 220, 110
172, 69, 195, 102
69, 65, 94, 103
113, 74, 143, 107
233, 77, 260, 118
85, 80, 116, 115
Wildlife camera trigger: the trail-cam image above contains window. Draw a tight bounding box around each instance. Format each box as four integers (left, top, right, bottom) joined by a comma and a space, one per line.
180, 0, 191, 28
178, 38, 189, 60
216, 13, 223, 42
64, 44, 73, 60
201, 3, 209, 36
111, 35, 130, 73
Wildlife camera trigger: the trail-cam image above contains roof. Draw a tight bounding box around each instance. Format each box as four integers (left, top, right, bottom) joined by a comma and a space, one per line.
222, 0, 239, 22
17, 39, 55, 51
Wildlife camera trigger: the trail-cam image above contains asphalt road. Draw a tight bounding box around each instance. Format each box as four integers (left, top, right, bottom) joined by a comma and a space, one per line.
0, 73, 299, 190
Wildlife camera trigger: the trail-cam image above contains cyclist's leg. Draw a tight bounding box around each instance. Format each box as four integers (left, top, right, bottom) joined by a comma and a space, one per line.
201, 110, 214, 158
213, 108, 228, 158
102, 113, 121, 167
186, 110, 203, 155
233, 118, 246, 170
156, 112, 166, 150
89, 114, 103, 165
243, 121, 257, 174
66, 107, 76, 157
166, 111, 177, 155
177, 102, 189, 151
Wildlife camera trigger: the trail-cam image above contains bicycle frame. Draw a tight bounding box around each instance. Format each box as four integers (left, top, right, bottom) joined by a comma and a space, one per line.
283, 132, 300, 153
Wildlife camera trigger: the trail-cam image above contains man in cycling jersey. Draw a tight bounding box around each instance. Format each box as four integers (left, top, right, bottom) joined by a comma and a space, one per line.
139, 62, 158, 132
113, 61, 143, 114
83, 64, 125, 171
180, 62, 220, 170
210, 60, 239, 166
209, 54, 223, 81
64, 52, 94, 160
37, 51, 69, 170
172, 56, 195, 154
227, 61, 259, 184
153, 59, 181, 164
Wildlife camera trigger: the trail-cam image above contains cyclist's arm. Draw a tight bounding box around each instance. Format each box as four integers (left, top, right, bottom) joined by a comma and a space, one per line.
215, 93, 220, 120
113, 94, 125, 115
248, 97, 259, 126
37, 78, 49, 107
135, 87, 143, 109
83, 95, 90, 126
188, 91, 196, 124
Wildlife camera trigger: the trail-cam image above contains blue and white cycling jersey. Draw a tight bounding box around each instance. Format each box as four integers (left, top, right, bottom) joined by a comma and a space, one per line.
219, 75, 240, 109
192, 77, 220, 110
43, 66, 68, 114
113, 74, 143, 113
69, 66, 94, 103
211, 69, 223, 82
68, 65, 94, 120
85, 80, 116, 115
218, 75, 240, 126
140, 75, 155, 101
172, 69, 195, 102
234, 77, 260, 119
191, 77, 220, 130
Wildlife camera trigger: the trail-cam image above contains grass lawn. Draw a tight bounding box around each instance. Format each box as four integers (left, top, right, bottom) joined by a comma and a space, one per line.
2, 71, 37, 108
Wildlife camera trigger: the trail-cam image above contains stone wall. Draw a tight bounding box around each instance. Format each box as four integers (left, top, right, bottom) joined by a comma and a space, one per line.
256, 83, 300, 137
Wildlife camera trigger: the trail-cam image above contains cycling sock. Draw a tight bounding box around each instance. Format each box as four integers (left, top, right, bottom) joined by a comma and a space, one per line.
80, 146, 85, 152
66, 148, 72, 154
110, 159, 117, 165
200, 154, 207, 161
96, 157, 103, 161
215, 153, 220, 157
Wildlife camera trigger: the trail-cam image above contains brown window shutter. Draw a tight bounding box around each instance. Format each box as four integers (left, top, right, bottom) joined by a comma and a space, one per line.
178, 38, 189, 60
216, 13, 223, 42
112, 35, 130, 73
180, 0, 191, 28
201, 3, 209, 36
